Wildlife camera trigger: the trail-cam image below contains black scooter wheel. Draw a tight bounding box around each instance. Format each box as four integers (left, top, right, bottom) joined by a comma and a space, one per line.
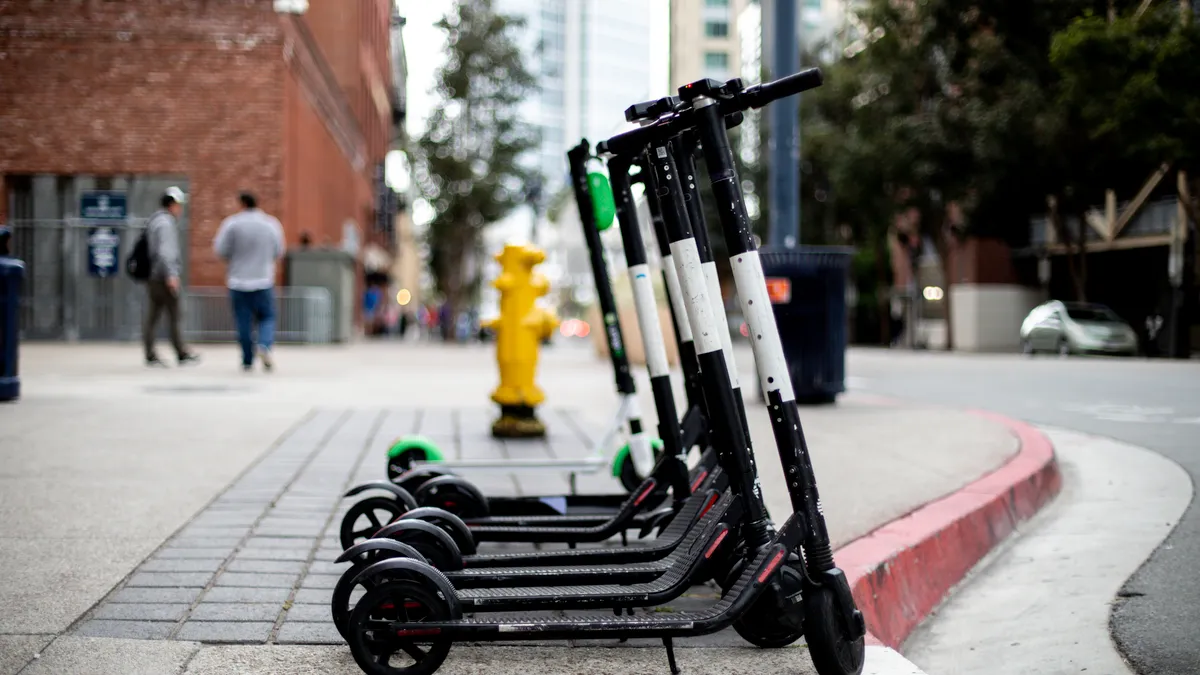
331, 543, 428, 640
617, 453, 641, 493
348, 580, 454, 675
803, 584, 866, 675
341, 497, 408, 551
399, 507, 477, 556
386, 448, 429, 482
414, 476, 490, 520
734, 563, 805, 648
393, 468, 451, 495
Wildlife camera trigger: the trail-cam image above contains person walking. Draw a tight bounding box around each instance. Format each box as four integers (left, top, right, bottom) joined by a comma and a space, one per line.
143, 186, 200, 367
213, 192, 285, 372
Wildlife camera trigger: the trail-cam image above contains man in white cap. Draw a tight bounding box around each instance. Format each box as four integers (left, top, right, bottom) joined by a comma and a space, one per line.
143, 186, 200, 367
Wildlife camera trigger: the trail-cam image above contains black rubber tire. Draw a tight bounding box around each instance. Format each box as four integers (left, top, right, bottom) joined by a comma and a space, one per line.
733, 563, 806, 647
400, 507, 477, 556
340, 497, 407, 551
330, 542, 424, 640
803, 584, 866, 675
376, 522, 463, 572
393, 468, 451, 495
347, 580, 454, 675
414, 476, 490, 520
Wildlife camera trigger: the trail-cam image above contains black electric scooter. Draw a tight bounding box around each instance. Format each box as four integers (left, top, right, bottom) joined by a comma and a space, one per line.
326, 138, 746, 637
340, 69, 866, 675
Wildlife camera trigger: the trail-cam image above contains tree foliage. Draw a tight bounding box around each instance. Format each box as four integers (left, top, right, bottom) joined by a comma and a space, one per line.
412, 0, 540, 327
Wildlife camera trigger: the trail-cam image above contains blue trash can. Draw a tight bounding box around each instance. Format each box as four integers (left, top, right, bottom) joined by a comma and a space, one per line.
0, 253, 23, 402
757, 246, 853, 405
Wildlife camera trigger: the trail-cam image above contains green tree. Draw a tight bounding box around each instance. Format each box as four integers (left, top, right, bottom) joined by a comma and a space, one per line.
412, 0, 540, 335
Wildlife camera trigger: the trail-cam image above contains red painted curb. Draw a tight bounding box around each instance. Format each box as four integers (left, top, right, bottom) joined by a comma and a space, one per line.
833, 409, 1062, 649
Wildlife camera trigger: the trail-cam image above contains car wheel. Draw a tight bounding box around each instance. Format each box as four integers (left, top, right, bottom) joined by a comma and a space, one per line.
1057, 339, 1071, 357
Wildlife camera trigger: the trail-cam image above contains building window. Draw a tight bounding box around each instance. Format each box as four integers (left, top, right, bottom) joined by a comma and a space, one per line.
706, 0, 729, 6
704, 51, 729, 70
705, 21, 729, 37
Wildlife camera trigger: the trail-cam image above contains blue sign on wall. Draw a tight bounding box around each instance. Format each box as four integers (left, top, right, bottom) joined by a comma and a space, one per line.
80, 191, 128, 222
80, 191, 127, 278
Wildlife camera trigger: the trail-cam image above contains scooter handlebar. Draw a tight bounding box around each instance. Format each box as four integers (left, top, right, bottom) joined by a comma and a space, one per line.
741, 67, 823, 109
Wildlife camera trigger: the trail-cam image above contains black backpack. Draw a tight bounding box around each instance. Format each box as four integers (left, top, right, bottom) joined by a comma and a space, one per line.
126, 230, 152, 281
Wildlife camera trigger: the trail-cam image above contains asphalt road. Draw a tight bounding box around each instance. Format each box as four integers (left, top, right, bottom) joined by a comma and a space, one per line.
843, 348, 1200, 675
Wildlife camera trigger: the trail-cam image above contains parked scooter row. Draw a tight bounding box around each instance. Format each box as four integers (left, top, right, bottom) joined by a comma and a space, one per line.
330, 68, 866, 675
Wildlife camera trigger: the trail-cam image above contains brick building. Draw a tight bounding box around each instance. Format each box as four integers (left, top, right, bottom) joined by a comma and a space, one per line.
0, 0, 401, 318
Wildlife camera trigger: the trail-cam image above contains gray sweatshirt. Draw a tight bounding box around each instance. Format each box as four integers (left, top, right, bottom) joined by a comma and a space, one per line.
146, 209, 182, 281
213, 208, 286, 291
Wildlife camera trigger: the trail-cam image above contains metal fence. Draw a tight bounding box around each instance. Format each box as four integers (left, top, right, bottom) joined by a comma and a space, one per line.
181, 286, 333, 345
7, 219, 333, 344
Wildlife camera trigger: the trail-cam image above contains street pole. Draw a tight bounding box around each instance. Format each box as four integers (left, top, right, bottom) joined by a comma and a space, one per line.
767, 0, 800, 249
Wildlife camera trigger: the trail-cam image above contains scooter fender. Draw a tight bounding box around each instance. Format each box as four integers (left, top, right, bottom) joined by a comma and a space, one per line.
398, 507, 477, 555
373, 519, 464, 571
342, 482, 419, 511
347, 558, 464, 619
336, 539, 428, 566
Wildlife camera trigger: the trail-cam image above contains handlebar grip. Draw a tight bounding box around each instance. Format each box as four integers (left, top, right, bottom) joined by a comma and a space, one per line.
743, 67, 823, 109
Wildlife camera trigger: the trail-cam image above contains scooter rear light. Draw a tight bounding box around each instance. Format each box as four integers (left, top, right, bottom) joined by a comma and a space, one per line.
704, 529, 729, 559
633, 480, 658, 506
698, 493, 720, 519
690, 470, 708, 493
758, 550, 786, 583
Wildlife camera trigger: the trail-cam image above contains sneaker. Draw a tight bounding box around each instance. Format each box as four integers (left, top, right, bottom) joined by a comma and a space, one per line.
257, 346, 274, 372
178, 353, 202, 366
146, 356, 168, 368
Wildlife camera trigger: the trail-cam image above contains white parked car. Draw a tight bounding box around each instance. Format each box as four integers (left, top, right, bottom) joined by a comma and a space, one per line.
1019, 300, 1138, 356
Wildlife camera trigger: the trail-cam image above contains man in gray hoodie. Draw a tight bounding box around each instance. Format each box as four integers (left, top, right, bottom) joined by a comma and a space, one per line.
144, 186, 200, 367
214, 192, 285, 371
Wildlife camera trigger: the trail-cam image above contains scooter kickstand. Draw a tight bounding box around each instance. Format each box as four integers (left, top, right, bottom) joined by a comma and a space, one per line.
662, 637, 681, 675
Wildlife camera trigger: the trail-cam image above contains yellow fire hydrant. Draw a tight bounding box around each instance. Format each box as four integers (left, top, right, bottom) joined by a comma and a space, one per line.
484, 243, 559, 438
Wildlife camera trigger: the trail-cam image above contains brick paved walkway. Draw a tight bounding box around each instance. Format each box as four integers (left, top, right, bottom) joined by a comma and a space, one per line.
72, 406, 660, 645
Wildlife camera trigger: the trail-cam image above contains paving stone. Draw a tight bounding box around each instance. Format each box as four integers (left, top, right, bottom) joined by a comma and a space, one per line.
189, 603, 283, 622
276, 621, 342, 644
168, 537, 244, 549
156, 547, 235, 559
298, 574, 340, 590
214, 572, 299, 588
110, 587, 203, 604
126, 572, 214, 588
176, 527, 252, 539
293, 588, 333, 604
176, 621, 273, 643
243, 537, 318, 549
140, 558, 227, 573
307, 560, 352, 575
252, 525, 324, 537
201, 587, 293, 603
75, 619, 175, 639
281, 603, 332, 622
91, 603, 191, 621
226, 559, 307, 574
236, 547, 312, 562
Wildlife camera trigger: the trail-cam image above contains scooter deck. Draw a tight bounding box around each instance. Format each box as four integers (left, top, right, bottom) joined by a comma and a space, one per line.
351, 516, 800, 644
460, 472, 726, 569
446, 492, 733, 589
462, 452, 717, 527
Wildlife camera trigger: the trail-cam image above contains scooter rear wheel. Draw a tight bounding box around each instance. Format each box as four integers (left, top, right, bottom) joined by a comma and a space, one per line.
803, 584, 866, 675
393, 468, 451, 495
414, 477, 490, 520
733, 563, 805, 648
341, 497, 409, 551
348, 580, 454, 675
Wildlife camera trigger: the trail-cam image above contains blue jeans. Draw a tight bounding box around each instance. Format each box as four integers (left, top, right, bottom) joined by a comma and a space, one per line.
230, 288, 275, 366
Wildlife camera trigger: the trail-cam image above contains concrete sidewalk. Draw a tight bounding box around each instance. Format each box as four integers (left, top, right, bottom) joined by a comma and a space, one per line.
0, 341, 1019, 674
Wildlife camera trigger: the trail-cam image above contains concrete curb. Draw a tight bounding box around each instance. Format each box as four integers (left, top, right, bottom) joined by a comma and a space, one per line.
834, 409, 1062, 651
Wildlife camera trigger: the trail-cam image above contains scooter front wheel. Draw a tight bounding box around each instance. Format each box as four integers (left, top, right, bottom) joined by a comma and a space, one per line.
348, 580, 454, 675
804, 583, 866, 675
